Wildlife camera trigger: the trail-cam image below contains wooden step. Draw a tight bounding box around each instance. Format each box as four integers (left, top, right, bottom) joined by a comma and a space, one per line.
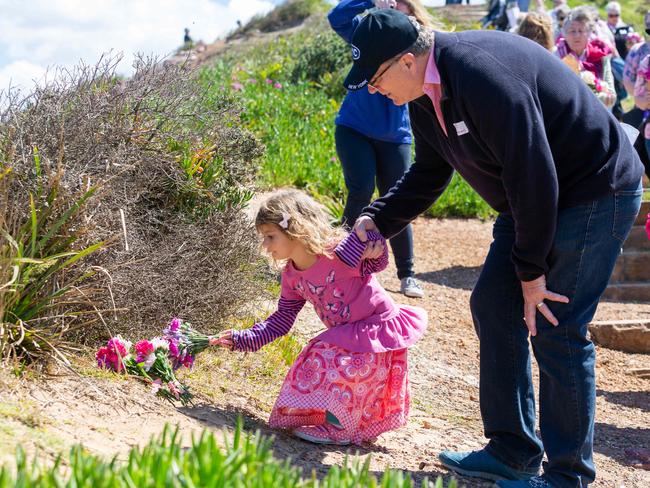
610, 251, 650, 282
623, 226, 650, 252
431, 4, 485, 26
603, 283, 650, 302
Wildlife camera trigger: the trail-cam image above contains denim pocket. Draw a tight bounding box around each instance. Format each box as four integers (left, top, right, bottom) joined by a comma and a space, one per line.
612, 186, 643, 243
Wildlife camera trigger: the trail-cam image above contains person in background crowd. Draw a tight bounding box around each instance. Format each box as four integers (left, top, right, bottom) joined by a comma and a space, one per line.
481, 0, 507, 30
623, 11, 650, 96
605, 1, 635, 58
551, 3, 570, 41
327, 0, 433, 299
633, 53, 650, 177
343, 9, 642, 486
517, 11, 554, 50
183, 28, 193, 47
556, 7, 616, 109
605, 2, 635, 118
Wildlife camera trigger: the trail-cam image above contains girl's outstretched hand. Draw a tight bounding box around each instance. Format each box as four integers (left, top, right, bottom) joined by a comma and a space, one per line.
209, 330, 234, 350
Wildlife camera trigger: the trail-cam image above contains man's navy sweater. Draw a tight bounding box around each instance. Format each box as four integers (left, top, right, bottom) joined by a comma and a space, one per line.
363, 30, 643, 281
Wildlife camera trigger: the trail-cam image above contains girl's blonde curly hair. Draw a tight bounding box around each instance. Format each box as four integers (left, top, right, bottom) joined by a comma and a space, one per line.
255, 189, 346, 259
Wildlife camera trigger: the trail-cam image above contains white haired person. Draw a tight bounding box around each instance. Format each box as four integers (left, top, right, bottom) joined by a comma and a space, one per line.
343, 9, 642, 486
556, 7, 616, 109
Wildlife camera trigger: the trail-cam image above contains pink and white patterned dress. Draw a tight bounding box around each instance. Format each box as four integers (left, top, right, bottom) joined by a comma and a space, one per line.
231, 232, 428, 444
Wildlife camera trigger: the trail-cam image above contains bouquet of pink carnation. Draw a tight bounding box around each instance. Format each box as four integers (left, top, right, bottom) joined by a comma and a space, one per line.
133, 337, 193, 404
163, 318, 215, 370
96, 335, 192, 405
96, 335, 139, 374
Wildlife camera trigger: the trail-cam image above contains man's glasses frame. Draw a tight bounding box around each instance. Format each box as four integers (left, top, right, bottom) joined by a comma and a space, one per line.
368, 55, 401, 91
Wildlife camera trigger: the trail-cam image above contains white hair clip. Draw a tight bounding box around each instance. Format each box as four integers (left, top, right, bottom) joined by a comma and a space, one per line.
279, 212, 290, 229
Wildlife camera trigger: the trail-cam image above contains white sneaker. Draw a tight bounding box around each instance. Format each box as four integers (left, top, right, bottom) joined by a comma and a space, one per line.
293, 425, 350, 445
400, 277, 424, 298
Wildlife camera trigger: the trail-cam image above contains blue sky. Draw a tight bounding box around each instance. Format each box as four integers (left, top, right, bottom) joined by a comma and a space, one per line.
0, 0, 474, 94
0, 0, 293, 93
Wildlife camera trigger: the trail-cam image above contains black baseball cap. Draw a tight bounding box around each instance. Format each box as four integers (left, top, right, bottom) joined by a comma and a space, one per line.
343, 9, 418, 91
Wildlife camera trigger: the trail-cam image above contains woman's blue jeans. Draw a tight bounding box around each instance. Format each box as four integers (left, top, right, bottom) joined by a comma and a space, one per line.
470, 182, 642, 487
335, 124, 415, 279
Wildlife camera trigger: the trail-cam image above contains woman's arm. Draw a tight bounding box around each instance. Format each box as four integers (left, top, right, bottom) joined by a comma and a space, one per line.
327, 0, 375, 44
597, 55, 616, 109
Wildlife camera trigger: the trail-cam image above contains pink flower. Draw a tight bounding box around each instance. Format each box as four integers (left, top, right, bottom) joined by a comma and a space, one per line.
645, 213, 650, 241
96, 347, 110, 368
330, 156, 337, 162
274, 82, 282, 89
181, 354, 195, 369
167, 339, 179, 358
135, 340, 154, 359
247, 78, 257, 84
231, 82, 243, 91
106, 337, 128, 357
265, 78, 273, 84
168, 381, 181, 399
169, 318, 182, 332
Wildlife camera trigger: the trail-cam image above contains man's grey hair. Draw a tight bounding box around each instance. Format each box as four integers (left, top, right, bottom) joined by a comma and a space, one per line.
397, 16, 435, 58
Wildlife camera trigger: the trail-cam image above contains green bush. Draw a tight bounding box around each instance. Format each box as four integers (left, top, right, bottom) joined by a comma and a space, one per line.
203, 61, 345, 205
0, 149, 104, 366
204, 16, 494, 220
0, 420, 460, 487
231, 0, 331, 38
1, 53, 266, 353
291, 30, 350, 98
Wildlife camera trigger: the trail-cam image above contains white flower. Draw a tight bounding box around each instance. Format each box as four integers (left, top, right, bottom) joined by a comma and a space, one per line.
143, 353, 156, 371
150, 337, 169, 351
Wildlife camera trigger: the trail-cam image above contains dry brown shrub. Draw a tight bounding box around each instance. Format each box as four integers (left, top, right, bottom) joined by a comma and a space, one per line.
1, 53, 266, 346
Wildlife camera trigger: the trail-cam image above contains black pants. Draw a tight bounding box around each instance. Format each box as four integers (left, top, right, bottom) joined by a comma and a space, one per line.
335, 124, 414, 279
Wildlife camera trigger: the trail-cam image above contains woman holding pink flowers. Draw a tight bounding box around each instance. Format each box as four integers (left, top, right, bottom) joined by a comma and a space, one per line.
211, 189, 427, 445
555, 7, 617, 109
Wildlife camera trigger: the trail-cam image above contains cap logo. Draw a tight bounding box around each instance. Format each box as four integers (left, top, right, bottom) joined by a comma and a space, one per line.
351, 44, 361, 60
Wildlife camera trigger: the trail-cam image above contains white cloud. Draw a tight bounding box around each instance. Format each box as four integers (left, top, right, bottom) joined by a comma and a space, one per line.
0, 0, 275, 92
0, 60, 46, 95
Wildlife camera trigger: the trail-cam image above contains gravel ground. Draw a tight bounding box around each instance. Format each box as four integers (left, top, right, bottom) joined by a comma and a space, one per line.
2, 217, 648, 487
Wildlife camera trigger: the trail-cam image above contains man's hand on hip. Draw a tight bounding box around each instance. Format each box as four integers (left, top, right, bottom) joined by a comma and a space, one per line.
521, 275, 570, 336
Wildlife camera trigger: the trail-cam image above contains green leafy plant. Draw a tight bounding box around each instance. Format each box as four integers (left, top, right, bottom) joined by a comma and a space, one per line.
0, 419, 460, 487
203, 17, 494, 220
0, 149, 104, 366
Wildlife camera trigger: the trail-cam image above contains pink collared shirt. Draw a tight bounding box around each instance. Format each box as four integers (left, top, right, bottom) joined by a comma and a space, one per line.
422, 44, 447, 137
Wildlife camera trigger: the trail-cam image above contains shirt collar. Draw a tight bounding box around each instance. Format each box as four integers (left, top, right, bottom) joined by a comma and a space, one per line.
423, 40, 440, 87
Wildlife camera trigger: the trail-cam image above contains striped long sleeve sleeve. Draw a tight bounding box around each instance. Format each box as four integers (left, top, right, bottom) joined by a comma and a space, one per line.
334, 231, 389, 276
231, 295, 305, 352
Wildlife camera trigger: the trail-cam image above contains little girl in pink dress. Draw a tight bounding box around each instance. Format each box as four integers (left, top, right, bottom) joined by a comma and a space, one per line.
213, 189, 427, 445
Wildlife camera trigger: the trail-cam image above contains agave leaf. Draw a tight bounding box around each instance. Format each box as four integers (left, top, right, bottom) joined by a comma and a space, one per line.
35, 187, 97, 254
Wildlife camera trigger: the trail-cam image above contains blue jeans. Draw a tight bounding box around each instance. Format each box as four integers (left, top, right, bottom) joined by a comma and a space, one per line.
335, 124, 415, 279
470, 182, 642, 487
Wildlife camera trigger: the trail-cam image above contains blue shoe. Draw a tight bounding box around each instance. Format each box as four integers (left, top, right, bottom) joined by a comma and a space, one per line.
438, 449, 538, 482
495, 476, 552, 487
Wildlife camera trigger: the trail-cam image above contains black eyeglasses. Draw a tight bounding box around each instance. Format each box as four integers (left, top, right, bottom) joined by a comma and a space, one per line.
368, 56, 400, 90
